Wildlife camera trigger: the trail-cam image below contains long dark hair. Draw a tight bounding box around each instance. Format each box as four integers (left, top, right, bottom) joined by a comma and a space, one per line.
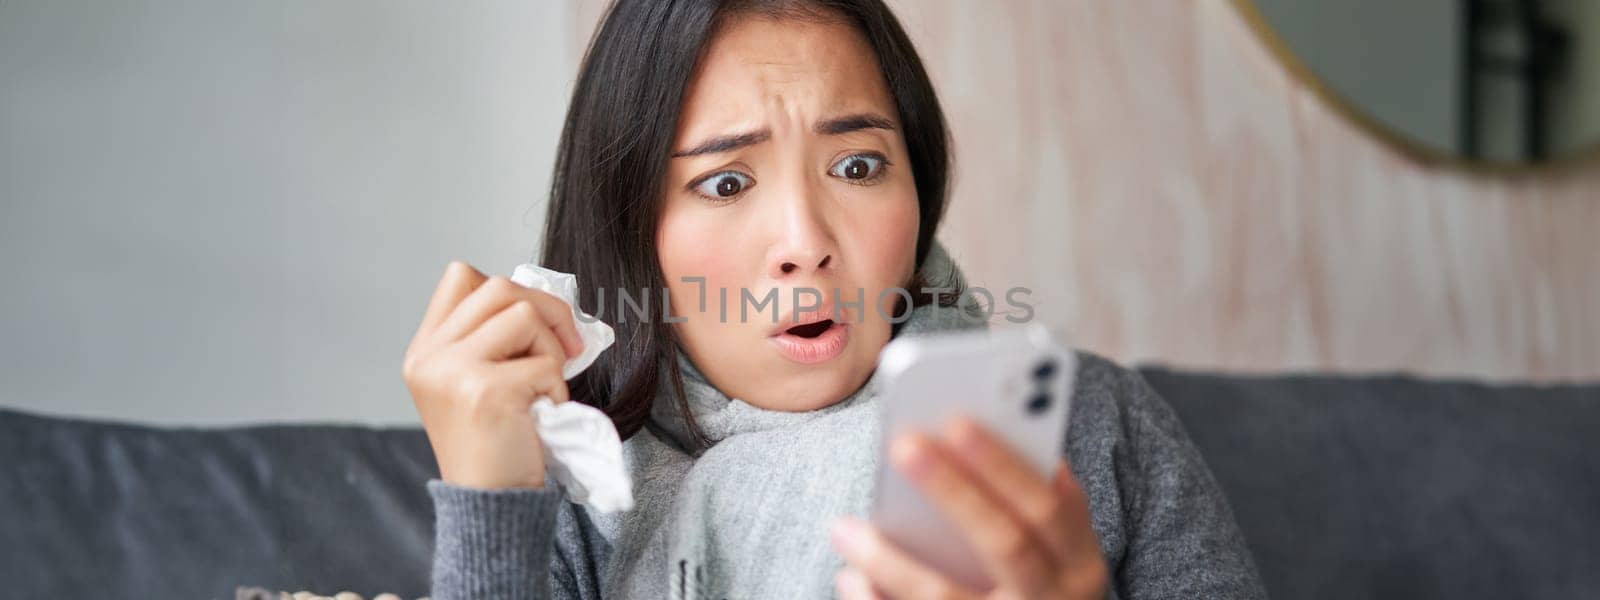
539, 0, 954, 448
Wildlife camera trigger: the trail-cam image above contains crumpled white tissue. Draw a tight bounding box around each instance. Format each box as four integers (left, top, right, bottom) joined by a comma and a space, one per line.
509, 263, 632, 513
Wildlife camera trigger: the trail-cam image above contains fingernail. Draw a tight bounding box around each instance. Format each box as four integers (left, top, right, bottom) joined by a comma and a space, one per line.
830, 517, 868, 557
835, 568, 870, 598
890, 434, 932, 479
1055, 461, 1079, 491
564, 331, 584, 353
945, 416, 984, 452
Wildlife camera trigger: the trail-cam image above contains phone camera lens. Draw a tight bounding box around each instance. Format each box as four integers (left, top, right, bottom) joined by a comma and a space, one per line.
1027, 393, 1051, 415
1032, 360, 1058, 381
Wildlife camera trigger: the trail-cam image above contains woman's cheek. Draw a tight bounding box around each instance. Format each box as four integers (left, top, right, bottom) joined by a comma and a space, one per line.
657, 201, 743, 335
859, 191, 920, 322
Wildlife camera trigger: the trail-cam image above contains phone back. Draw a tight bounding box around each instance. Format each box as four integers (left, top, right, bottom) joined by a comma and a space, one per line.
869, 324, 1076, 590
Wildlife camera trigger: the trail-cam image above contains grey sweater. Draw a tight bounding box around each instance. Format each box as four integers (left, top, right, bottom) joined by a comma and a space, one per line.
428, 246, 1263, 599
428, 346, 1265, 599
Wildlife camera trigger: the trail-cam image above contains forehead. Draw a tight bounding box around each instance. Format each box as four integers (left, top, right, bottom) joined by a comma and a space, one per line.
677, 14, 897, 130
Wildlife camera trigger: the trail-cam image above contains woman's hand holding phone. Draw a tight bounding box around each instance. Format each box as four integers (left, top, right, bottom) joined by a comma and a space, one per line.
830, 417, 1109, 599
401, 261, 585, 490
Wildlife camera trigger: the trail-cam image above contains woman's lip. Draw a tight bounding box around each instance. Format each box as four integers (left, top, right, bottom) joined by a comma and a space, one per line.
769, 321, 849, 364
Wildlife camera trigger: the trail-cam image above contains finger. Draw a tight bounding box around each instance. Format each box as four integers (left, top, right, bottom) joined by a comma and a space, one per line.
459, 300, 568, 366
1052, 462, 1104, 572
483, 354, 569, 406
830, 517, 973, 600
834, 568, 884, 600
522, 291, 585, 358
1050, 462, 1112, 597
414, 261, 486, 342
892, 432, 1058, 596
942, 417, 1074, 563
433, 277, 584, 357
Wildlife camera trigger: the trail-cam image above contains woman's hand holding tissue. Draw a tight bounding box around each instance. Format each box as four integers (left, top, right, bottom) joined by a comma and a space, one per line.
402, 260, 586, 490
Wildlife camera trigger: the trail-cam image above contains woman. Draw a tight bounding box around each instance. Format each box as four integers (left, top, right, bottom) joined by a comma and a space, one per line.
401, 0, 1265, 598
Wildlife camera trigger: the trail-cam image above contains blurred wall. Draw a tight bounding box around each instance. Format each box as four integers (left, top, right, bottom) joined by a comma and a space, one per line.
3, 1, 1596, 426
879, 0, 1598, 383
0, 1, 581, 424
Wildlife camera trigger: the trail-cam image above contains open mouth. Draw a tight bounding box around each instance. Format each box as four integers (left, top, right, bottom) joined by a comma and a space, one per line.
770, 318, 848, 364
784, 319, 836, 339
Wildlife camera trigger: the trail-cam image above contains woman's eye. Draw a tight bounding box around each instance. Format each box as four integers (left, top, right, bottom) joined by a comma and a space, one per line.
829, 154, 885, 182
693, 171, 754, 200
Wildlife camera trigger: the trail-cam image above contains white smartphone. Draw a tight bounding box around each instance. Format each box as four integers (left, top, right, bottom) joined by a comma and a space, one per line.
869, 323, 1077, 590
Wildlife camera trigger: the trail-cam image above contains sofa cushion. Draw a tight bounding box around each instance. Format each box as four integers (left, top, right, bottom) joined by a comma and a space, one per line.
0, 409, 438, 599
4, 368, 1598, 599
1143, 368, 1600, 600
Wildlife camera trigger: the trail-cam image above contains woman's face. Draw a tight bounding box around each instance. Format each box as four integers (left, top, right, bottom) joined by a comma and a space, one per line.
656, 14, 920, 412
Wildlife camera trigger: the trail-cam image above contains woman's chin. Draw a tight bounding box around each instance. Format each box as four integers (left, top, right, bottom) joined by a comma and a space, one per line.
742, 355, 878, 413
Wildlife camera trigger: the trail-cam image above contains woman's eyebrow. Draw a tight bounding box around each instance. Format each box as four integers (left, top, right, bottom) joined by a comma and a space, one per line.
815, 113, 896, 135
671, 130, 771, 158
669, 113, 895, 158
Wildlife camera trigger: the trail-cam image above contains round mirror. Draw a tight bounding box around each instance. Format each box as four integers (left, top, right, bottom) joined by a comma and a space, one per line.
1236, 0, 1600, 167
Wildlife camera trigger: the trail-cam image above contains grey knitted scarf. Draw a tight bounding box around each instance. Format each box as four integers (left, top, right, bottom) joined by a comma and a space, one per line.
584, 245, 985, 599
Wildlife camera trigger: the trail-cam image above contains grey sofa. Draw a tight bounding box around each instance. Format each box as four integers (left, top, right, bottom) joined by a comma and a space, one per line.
2, 367, 1596, 599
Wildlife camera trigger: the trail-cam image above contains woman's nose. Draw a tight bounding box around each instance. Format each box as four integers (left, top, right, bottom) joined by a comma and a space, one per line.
777, 252, 831, 276
767, 184, 837, 280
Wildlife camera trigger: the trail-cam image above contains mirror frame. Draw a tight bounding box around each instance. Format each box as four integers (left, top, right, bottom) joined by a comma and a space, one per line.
1229, 0, 1600, 176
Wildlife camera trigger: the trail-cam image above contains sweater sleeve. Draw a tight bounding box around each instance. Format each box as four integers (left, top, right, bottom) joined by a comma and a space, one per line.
427, 479, 605, 600
1068, 353, 1268, 600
